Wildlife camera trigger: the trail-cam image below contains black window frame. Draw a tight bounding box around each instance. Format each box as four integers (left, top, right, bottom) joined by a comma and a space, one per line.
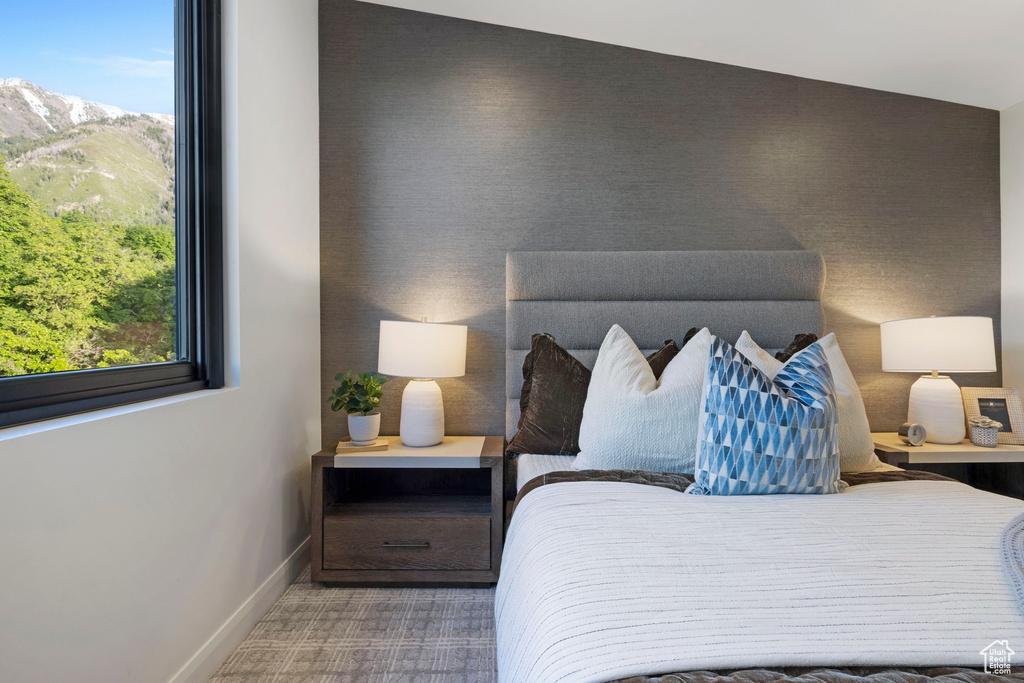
0, 0, 224, 429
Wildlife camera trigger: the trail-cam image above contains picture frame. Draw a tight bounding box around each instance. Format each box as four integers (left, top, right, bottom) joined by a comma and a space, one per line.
961, 387, 1024, 445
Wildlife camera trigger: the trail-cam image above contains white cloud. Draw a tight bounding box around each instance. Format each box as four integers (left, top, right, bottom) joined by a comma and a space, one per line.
75, 55, 173, 79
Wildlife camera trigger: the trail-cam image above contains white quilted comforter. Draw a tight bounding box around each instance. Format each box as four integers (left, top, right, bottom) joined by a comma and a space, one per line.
495, 480, 1024, 683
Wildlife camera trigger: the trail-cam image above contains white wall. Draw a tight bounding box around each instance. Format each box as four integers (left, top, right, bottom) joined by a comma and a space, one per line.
1003, 99, 1024, 389
0, 0, 321, 680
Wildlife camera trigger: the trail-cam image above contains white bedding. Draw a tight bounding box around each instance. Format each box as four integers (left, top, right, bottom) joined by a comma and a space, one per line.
516, 454, 576, 491
495, 479, 1024, 683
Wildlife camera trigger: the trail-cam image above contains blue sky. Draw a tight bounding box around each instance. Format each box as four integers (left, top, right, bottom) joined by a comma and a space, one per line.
1, 0, 174, 114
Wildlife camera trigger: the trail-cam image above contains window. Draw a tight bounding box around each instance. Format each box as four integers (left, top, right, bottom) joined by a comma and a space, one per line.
0, 0, 223, 428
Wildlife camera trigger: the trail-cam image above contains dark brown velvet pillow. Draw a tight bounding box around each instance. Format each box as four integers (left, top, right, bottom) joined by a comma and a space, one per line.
645, 338, 681, 379
775, 333, 819, 362
507, 334, 680, 456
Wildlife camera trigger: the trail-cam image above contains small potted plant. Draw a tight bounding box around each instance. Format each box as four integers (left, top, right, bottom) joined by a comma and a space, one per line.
329, 371, 388, 446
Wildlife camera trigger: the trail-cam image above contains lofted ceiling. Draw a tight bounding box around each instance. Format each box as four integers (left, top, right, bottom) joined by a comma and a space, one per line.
360, 0, 1024, 111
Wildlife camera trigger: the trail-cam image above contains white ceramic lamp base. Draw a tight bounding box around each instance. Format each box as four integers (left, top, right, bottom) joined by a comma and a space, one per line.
907, 374, 966, 444
400, 379, 445, 447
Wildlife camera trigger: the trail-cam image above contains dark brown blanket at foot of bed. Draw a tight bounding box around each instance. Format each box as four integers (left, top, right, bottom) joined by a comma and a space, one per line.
612, 667, 1024, 683
510, 467, 956, 518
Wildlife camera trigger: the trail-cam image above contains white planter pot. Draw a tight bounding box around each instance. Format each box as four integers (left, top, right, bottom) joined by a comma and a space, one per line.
348, 412, 381, 446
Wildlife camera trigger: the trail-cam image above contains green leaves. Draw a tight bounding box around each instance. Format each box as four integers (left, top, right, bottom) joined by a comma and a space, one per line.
328, 370, 389, 415
0, 159, 177, 375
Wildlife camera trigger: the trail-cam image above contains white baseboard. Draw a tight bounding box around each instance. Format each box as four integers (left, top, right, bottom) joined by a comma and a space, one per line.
168, 536, 311, 683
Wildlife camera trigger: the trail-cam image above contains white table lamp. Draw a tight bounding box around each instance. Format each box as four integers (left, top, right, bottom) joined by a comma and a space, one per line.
881, 316, 996, 444
378, 320, 468, 447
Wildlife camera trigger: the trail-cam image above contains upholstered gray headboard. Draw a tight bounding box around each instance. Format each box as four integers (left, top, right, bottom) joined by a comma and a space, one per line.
505, 250, 827, 440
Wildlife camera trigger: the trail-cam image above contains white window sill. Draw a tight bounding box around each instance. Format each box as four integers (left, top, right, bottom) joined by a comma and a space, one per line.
0, 386, 239, 443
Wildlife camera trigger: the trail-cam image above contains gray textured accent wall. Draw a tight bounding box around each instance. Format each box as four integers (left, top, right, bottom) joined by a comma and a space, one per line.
319, 0, 1001, 448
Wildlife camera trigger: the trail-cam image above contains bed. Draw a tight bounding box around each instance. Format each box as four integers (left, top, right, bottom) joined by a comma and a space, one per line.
496, 251, 1024, 683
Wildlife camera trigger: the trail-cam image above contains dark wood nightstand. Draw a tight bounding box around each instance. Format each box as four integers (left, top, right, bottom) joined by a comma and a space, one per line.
311, 436, 503, 586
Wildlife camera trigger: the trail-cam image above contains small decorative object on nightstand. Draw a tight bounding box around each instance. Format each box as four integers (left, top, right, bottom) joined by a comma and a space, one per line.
880, 316, 996, 444
336, 437, 389, 453
898, 422, 927, 446
968, 416, 1002, 448
378, 320, 468, 447
328, 370, 388, 446
311, 435, 504, 586
961, 387, 1024, 445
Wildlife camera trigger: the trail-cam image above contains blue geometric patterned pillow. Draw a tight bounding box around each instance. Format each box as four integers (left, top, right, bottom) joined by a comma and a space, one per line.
689, 336, 844, 496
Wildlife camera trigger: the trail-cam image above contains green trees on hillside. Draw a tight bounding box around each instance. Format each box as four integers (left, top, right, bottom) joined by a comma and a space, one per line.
4, 115, 176, 225
0, 159, 175, 376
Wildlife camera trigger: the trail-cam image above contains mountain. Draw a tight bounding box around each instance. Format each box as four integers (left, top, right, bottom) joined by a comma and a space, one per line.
0, 79, 174, 225
0, 78, 143, 137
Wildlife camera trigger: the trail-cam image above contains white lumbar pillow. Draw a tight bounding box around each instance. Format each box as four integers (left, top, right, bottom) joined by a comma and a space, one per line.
575, 325, 713, 473
734, 331, 880, 473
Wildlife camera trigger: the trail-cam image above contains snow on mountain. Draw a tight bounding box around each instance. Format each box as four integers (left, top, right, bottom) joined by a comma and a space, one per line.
0, 79, 169, 140
58, 94, 89, 124
95, 101, 137, 119
145, 113, 175, 125
20, 89, 54, 131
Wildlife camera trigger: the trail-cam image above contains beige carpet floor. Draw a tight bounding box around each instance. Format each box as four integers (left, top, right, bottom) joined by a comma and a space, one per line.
209, 566, 497, 682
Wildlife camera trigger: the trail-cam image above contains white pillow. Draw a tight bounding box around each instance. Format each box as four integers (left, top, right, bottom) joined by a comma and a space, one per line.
735, 331, 880, 473
575, 325, 712, 473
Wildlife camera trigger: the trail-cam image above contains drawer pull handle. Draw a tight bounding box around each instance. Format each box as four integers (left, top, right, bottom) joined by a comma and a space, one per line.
382, 541, 430, 549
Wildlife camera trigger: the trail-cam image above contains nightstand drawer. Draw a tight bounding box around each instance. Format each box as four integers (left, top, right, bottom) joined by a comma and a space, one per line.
323, 516, 490, 570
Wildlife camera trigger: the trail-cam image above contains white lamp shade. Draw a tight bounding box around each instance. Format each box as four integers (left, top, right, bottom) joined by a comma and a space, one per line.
378, 320, 467, 379
880, 316, 996, 373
